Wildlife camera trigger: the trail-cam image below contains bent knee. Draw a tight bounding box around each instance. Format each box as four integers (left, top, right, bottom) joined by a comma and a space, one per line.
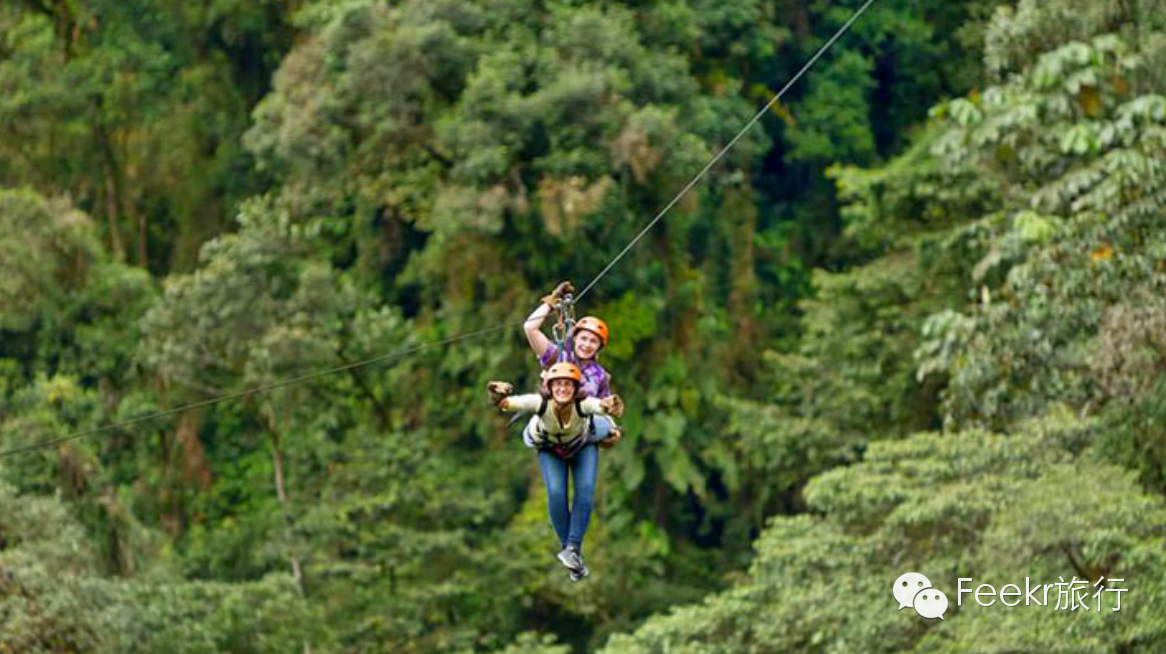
574, 480, 596, 500
544, 479, 568, 500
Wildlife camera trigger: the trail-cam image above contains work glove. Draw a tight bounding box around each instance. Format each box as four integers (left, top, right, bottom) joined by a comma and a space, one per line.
487, 381, 514, 405
599, 394, 624, 418
599, 427, 623, 449
540, 280, 574, 308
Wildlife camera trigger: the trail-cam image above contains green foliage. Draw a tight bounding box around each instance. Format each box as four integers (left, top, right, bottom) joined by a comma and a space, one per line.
602, 414, 1166, 654
0, 475, 313, 653
0, 189, 100, 331
912, 24, 1166, 436
603, 2, 1166, 652
0, 1, 292, 270
11, 0, 1164, 653
0, 189, 155, 383
713, 247, 947, 540
582, 293, 657, 380
139, 199, 361, 394
0, 188, 154, 499
485, 632, 571, 654
785, 49, 876, 165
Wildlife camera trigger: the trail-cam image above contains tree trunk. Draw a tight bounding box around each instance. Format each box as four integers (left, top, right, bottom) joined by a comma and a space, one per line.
102, 162, 125, 261
724, 183, 760, 382
175, 410, 212, 489
268, 424, 302, 586
133, 198, 148, 269
96, 118, 126, 262
265, 406, 312, 654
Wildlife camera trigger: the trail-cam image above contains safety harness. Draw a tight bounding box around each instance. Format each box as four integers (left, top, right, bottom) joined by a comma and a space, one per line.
531, 395, 591, 459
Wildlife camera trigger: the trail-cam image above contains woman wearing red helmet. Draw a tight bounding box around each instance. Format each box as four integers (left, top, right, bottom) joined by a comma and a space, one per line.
488, 363, 624, 581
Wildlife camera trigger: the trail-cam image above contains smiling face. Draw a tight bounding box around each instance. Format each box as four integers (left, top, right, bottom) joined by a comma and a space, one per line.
550, 378, 577, 404
573, 328, 602, 360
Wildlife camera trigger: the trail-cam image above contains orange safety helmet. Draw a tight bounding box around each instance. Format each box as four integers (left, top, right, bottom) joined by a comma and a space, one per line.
574, 316, 609, 348
545, 362, 583, 384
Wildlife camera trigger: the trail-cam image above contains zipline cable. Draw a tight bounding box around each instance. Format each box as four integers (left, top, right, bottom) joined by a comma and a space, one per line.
0, 0, 877, 459
575, 0, 878, 301
0, 322, 518, 458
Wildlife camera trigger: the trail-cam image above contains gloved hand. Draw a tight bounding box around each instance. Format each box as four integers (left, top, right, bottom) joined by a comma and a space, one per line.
487, 381, 514, 405
540, 280, 574, 308
599, 394, 624, 418
599, 427, 623, 449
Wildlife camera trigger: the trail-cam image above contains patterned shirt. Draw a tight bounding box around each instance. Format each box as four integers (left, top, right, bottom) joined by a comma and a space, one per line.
538, 344, 612, 399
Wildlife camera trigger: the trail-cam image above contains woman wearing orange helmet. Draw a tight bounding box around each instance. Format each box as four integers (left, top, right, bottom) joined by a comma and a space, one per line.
523, 281, 621, 448
487, 363, 624, 581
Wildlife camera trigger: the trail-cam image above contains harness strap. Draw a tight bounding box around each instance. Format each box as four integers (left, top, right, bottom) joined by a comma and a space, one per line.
531, 396, 589, 452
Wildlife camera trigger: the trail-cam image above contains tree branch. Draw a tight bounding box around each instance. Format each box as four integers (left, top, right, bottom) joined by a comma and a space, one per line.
1062, 544, 1092, 580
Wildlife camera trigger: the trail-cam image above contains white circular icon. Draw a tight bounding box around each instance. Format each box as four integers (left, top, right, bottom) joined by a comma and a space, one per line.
913, 588, 949, 620
893, 572, 933, 610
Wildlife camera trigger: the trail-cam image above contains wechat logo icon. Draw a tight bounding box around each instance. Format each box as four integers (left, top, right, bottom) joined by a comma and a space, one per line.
894, 572, 949, 620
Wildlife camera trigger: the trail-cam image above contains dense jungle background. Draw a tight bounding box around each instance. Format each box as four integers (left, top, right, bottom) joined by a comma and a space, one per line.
2, 0, 1165, 651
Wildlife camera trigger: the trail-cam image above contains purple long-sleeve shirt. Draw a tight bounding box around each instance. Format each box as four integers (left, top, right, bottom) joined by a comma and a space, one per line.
539, 344, 612, 399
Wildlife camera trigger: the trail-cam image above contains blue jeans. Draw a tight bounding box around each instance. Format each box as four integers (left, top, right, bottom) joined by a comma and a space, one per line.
589, 416, 612, 442
537, 444, 599, 550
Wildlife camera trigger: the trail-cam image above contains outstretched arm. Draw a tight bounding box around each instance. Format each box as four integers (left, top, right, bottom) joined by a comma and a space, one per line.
500, 394, 543, 413
524, 281, 573, 358
524, 303, 553, 359
580, 395, 624, 418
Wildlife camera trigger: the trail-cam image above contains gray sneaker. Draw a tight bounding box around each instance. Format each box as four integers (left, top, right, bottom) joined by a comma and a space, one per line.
568, 558, 590, 582
557, 545, 583, 572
